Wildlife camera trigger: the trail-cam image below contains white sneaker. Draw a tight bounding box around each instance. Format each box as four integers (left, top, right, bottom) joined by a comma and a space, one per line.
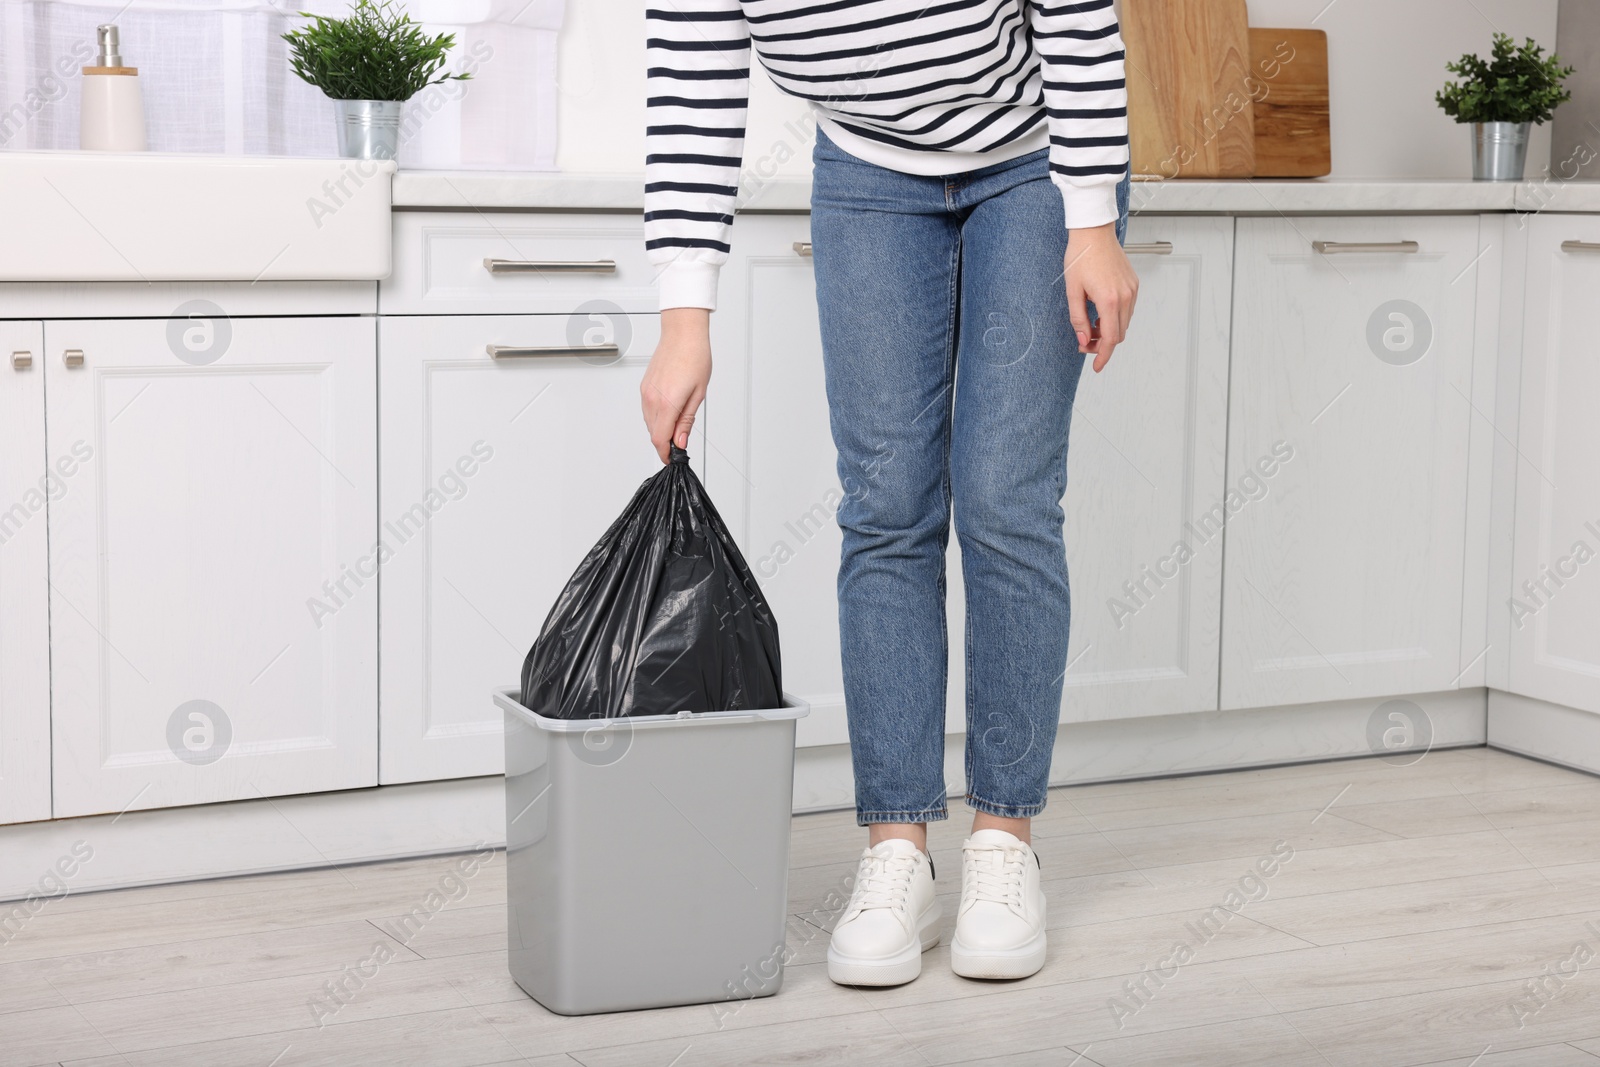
950, 829, 1047, 979
826, 838, 942, 986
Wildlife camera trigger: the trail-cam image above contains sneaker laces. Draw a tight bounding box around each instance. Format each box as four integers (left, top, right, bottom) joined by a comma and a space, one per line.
845, 849, 920, 919
963, 844, 1028, 913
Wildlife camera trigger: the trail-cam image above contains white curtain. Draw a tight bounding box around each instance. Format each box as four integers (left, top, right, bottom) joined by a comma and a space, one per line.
0, 0, 564, 167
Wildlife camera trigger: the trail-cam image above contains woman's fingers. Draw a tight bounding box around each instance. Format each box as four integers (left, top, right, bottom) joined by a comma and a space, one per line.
641, 381, 677, 463
641, 373, 692, 462
673, 385, 704, 451
1065, 234, 1139, 373
1065, 224, 1138, 371
1066, 274, 1092, 352
1095, 309, 1120, 371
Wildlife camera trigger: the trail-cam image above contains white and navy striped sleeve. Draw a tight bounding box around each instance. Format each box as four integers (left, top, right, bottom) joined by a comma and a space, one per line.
644, 0, 751, 311
1029, 0, 1129, 230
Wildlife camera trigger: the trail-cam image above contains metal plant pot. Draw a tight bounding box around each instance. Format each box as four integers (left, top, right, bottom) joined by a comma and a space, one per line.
332, 98, 403, 160
1471, 121, 1531, 181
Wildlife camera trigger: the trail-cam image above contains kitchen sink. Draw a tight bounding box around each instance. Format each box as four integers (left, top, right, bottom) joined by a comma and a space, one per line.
0, 150, 395, 282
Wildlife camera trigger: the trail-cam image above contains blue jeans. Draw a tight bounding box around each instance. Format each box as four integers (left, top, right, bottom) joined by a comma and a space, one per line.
810, 128, 1130, 826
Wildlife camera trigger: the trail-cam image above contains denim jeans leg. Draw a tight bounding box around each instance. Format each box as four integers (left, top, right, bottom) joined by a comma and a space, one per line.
810, 144, 957, 826
948, 164, 1127, 818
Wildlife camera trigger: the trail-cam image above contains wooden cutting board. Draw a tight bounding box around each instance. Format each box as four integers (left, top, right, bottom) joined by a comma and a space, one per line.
1120, 0, 1255, 179
1250, 28, 1331, 177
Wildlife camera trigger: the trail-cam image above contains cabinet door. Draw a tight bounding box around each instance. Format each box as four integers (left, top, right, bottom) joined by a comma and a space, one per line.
46, 317, 377, 817
707, 216, 851, 746
377, 313, 681, 783
1061, 217, 1233, 721
1221, 217, 1482, 709
1506, 217, 1600, 713
0, 322, 51, 824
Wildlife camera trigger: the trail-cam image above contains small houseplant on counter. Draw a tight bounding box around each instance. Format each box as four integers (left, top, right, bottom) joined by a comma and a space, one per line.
1436, 33, 1573, 181
283, 0, 470, 161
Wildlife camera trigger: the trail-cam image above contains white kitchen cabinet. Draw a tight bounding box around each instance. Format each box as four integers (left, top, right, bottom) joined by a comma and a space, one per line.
1220, 216, 1484, 710
377, 312, 687, 783
0, 322, 52, 824
709, 214, 1234, 744
1505, 216, 1600, 713
1060, 216, 1234, 722
705, 215, 846, 744
45, 317, 378, 818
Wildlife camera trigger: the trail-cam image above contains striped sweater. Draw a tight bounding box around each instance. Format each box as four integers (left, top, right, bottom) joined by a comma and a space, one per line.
645, 0, 1130, 310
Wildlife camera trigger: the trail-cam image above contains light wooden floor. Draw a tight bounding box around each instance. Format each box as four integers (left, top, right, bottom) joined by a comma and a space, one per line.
7, 746, 1600, 1066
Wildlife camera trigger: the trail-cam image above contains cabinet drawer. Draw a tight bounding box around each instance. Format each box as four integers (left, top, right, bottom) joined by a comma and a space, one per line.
444, 307, 659, 364
382, 212, 657, 315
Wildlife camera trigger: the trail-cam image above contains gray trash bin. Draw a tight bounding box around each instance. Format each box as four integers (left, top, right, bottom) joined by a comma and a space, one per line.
495, 686, 809, 1016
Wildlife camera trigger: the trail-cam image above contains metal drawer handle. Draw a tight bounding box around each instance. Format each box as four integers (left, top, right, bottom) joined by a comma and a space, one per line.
11, 350, 31, 370
482, 258, 616, 274
1124, 241, 1174, 255
63, 349, 84, 367
1561, 240, 1600, 254
486, 344, 622, 359
793, 241, 812, 257
1312, 240, 1419, 254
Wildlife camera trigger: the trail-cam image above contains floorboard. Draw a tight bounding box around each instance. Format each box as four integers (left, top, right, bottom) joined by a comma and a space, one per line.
4, 747, 1600, 1066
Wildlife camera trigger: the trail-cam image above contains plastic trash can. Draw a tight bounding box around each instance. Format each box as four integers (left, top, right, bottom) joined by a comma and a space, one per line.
495, 686, 810, 1016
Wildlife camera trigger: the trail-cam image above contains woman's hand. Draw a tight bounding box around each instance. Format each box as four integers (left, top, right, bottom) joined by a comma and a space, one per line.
1065, 223, 1139, 373
640, 307, 712, 463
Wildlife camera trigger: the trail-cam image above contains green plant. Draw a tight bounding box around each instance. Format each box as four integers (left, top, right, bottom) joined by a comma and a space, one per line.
283, 0, 470, 102
1436, 33, 1573, 125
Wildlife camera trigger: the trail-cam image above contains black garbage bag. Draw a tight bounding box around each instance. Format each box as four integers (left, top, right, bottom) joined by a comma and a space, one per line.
519, 445, 782, 719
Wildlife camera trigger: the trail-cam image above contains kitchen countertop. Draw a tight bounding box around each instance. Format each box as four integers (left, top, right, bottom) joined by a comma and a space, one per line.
391, 170, 1600, 214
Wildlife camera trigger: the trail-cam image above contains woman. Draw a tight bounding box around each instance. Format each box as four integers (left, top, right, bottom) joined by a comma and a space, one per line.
640, 0, 1137, 986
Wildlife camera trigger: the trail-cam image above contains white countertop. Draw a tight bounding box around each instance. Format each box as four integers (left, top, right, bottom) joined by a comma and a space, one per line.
391, 170, 1600, 214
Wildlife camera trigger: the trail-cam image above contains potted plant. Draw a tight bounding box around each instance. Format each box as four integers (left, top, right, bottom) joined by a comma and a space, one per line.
1436, 33, 1573, 181
283, 0, 470, 161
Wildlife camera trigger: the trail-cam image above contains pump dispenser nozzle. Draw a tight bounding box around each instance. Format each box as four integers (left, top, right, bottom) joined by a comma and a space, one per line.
95, 25, 124, 67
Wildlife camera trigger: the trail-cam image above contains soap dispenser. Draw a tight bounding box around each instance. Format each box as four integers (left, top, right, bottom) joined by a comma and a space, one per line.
80, 24, 147, 151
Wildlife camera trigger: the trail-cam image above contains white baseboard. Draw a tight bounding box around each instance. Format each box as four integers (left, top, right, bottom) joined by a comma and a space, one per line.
0, 776, 503, 902
1488, 689, 1600, 775
794, 688, 1489, 814
0, 689, 1489, 900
